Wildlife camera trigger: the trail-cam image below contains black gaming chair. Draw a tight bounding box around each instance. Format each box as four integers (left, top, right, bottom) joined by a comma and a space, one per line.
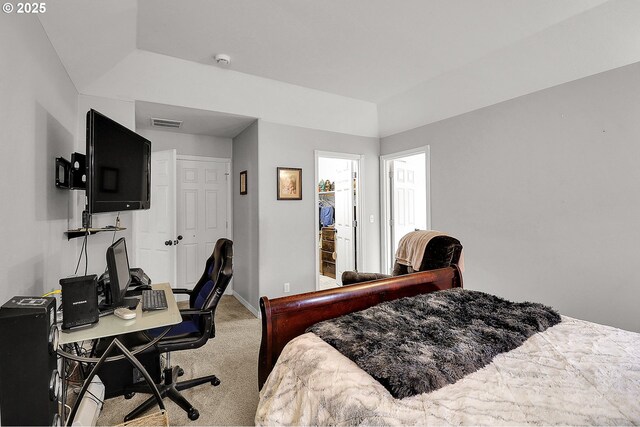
342, 234, 461, 285
124, 238, 233, 422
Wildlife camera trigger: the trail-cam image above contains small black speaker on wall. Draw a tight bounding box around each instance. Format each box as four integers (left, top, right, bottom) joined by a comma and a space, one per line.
60, 274, 99, 330
69, 151, 86, 189
0, 296, 61, 426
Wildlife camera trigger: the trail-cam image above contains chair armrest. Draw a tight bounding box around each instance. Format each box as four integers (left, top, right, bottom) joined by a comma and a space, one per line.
341, 271, 392, 286
171, 288, 193, 295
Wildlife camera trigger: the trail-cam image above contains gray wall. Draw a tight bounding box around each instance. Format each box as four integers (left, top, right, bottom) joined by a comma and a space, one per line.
258, 121, 380, 301
381, 62, 640, 332
232, 121, 260, 309
0, 15, 78, 303
139, 128, 232, 158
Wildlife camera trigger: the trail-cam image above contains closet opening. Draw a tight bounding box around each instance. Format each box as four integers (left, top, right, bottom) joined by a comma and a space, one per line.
315, 152, 362, 290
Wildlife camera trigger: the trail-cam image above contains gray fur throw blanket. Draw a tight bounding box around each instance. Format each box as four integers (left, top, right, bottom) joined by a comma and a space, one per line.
306, 288, 561, 399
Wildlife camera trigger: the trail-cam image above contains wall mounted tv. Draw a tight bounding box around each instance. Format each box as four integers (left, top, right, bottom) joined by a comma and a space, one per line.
86, 109, 151, 214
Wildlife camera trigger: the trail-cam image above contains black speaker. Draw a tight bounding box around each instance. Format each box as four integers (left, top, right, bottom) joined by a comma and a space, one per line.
0, 296, 61, 426
69, 152, 86, 189
60, 275, 99, 330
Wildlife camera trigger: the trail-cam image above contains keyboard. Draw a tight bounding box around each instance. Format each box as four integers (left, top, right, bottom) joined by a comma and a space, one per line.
141, 289, 168, 311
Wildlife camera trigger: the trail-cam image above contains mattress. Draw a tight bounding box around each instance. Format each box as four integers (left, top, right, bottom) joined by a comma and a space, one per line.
256, 316, 640, 425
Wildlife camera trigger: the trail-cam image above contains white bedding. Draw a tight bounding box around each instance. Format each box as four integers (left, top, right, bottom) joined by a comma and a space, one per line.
256, 316, 640, 425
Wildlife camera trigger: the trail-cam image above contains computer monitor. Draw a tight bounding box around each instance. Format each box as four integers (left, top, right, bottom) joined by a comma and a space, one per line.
105, 238, 137, 308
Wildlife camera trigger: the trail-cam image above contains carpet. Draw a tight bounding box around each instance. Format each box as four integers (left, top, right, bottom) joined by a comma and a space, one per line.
97, 295, 261, 426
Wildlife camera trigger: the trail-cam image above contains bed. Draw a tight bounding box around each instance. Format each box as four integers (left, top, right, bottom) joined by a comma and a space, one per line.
256, 267, 640, 425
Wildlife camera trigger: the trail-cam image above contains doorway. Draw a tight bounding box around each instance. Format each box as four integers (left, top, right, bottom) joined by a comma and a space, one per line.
176, 155, 231, 290
381, 147, 431, 274
134, 151, 232, 293
315, 152, 363, 290
134, 149, 177, 287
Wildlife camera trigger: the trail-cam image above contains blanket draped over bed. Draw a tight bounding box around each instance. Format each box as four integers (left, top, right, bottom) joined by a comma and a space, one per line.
256, 315, 640, 426
306, 288, 561, 399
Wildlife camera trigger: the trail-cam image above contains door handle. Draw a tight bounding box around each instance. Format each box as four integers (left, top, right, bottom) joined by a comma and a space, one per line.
166, 235, 183, 246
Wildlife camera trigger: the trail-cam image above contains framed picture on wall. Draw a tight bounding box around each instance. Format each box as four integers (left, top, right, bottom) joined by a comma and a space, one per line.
277, 167, 302, 200
240, 170, 247, 195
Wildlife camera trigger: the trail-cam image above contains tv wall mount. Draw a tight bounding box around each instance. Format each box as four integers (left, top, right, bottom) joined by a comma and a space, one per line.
55, 152, 129, 238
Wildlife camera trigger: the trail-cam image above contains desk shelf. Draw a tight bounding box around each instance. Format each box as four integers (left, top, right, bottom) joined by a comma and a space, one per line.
65, 227, 126, 240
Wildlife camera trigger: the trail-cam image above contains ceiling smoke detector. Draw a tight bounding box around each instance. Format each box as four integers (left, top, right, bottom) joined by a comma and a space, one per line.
214, 54, 231, 65
151, 118, 183, 129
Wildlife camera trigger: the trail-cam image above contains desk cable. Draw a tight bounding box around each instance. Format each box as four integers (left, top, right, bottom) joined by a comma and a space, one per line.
72, 380, 104, 407
111, 212, 120, 244
42, 289, 61, 297
74, 229, 90, 276
63, 341, 106, 411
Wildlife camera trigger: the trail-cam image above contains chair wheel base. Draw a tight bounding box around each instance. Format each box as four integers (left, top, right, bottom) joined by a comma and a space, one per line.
124, 392, 135, 399
178, 368, 184, 376
211, 377, 221, 386
188, 408, 199, 420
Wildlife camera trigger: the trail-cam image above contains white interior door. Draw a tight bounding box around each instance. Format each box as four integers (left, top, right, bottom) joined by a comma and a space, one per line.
176, 157, 230, 292
387, 152, 428, 265
134, 149, 177, 286
391, 159, 418, 257
334, 160, 354, 284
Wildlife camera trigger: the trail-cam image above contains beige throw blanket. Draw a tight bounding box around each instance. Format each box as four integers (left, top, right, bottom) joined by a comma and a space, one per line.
395, 230, 464, 272
395, 230, 441, 270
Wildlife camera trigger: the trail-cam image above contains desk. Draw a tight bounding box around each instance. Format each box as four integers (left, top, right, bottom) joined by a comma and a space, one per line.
58, 283, 181, 424
57, 283, 182, 424
59, 283, 181, 345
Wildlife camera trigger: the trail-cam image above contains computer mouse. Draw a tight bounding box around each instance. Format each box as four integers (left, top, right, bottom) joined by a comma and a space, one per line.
114, 307, 136, 320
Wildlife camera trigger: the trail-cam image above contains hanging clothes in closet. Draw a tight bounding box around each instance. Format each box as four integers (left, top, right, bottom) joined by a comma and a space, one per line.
319, 197, 335, 228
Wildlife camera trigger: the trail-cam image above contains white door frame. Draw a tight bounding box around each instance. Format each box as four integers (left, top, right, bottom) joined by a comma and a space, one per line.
314, 151, 365, 290
380, 146, 431, 274
176, 154, 233, 294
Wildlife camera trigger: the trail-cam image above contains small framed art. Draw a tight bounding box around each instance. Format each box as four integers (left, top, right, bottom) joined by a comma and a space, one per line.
277, 167, 302, 200
240, 170, 247, 195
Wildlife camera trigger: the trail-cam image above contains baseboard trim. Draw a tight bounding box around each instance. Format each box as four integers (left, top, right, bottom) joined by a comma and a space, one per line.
232, 291, 260, 318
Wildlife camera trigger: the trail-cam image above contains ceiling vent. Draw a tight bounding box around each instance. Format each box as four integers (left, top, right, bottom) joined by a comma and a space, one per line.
151, 118, 183, 129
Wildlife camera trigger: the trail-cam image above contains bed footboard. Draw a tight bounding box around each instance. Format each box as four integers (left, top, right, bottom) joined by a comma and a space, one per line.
258, 266, 462, 389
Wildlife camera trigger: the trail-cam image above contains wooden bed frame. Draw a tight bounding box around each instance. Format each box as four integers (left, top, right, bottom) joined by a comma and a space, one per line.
258, 266, 463, 389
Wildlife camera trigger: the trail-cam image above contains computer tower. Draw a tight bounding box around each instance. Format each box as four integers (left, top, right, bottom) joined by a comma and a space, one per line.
0, 296, 61, 426
93, 336, 162, 399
